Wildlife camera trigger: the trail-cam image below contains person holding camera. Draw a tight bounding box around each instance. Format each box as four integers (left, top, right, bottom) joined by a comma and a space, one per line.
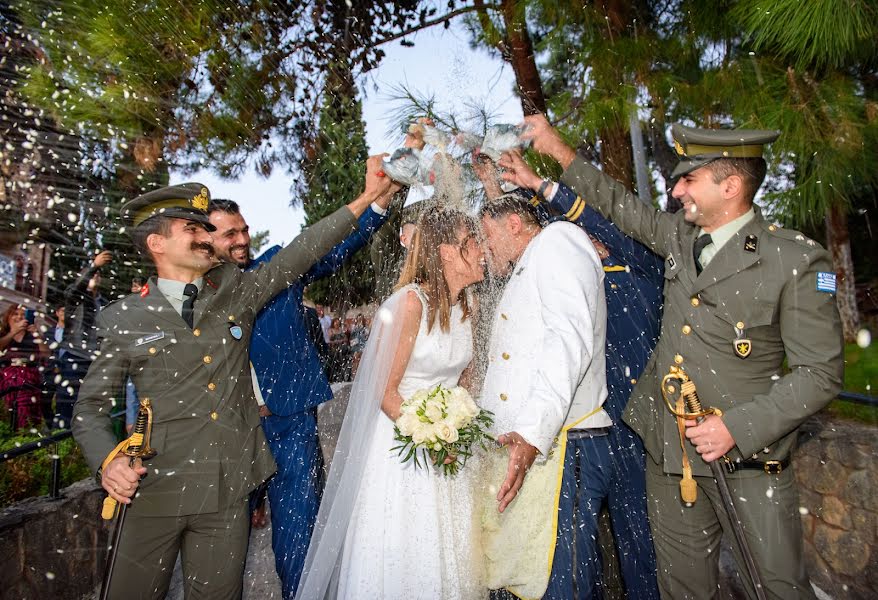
55, 250, 111, 428
0, 305, 49, 429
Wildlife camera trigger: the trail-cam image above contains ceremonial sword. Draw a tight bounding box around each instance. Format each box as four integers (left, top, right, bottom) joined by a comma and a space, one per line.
661, 365, 767, 600
98, 398, 158, 600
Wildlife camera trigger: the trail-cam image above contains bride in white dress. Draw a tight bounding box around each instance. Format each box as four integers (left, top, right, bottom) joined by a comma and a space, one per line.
296, 206, 488, 600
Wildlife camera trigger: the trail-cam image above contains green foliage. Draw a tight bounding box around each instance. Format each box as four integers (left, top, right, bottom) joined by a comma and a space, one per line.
249, 230, 271, 255
736, 0, 878, 71
301, 83, 375, 307
0, 424, 92, 508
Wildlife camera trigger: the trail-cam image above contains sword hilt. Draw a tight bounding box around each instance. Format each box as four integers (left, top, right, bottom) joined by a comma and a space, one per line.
100, 399, 157, 520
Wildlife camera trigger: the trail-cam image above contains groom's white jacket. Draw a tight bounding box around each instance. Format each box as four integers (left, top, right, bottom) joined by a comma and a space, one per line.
481, 221, 611, 456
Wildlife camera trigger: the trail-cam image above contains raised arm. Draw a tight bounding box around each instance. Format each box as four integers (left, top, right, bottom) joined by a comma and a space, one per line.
245, 155, 398, 311
518, 114, 679, 259
302, 205, 389, 285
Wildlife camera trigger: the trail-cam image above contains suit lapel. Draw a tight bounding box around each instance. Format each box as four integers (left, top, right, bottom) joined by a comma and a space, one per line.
692, 218, 761, 295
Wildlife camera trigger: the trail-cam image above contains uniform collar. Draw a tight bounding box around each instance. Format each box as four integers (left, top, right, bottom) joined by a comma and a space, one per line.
698, 207, 755, 254
156, 277, 204, 303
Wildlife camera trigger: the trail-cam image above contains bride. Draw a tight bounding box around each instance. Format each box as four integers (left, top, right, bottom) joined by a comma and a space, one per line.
295, 205, 488, 600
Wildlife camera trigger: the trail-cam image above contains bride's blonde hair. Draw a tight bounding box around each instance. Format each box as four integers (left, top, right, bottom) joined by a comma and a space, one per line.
395, 205, 475, 333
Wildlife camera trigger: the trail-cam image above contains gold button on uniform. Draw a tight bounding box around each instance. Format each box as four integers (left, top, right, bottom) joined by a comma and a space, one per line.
502, 352, 510, 360
203, 355, 212, 364
674, 354, 684, 365
610, 283, 617, 289
631, 378, 637, 385
193, 328, 201, 337
500, 393, 508, 401
207, 382, 217, 391
768, 225, 776, 232
148, 347, 157, 355
228, 315, 235, 321
682, 325, 692, 335
210, 412, 218, 420
736, 321, 744, 330
501, 313, 508, 320
690, 297, 700, 307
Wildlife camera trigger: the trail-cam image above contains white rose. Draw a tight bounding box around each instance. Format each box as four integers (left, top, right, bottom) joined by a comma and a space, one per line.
424, 399, 444, 423
435, 421, 459, 444
412, 422, 432, 445
445, 404, 470, 430
410, 389, 430, 405
396, 413, 419, 437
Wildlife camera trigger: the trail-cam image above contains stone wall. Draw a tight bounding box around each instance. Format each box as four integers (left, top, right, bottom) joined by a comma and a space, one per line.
0, 479, 110, 600
795, 416, 876, 600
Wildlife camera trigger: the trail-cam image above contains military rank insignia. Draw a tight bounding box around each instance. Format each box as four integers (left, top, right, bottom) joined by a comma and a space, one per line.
734, 339, 752, 358
191, 187, 209, 211
744, 235, 758, 252
229, 323, 243, 340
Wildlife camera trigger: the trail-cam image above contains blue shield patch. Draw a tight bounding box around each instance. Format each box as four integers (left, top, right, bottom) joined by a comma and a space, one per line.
229, 324, 243, 340
816, 272, 836, 293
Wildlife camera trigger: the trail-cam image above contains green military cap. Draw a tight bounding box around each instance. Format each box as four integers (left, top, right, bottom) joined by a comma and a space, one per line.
670, 124, 780, 179
121, 183, 216, 231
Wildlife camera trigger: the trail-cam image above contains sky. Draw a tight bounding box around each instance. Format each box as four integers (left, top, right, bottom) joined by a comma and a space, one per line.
170, 19, 523, 248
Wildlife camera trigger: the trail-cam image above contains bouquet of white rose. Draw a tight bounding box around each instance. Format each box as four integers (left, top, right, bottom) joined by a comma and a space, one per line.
392, 384, 494, 477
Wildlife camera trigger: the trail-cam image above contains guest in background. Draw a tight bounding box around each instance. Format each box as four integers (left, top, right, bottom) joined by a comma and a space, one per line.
0, 305, 49, 429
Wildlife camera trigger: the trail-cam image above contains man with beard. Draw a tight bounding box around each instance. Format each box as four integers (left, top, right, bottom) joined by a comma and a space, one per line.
72, 158, 395, 599
207, 196, 388, 598
478, 194, 612, 599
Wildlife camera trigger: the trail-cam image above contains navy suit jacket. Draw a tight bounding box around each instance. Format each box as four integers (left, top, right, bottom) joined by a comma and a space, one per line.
248, 206, 387, 417
548, 184, 665, 424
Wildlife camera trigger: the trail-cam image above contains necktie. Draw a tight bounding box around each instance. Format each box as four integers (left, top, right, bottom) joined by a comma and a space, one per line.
182, 283, 198, 328
693, 234, 713, 275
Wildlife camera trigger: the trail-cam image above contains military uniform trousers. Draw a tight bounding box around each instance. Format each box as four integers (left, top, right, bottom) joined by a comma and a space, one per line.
645, 458, 814, 600
106, 493, 250, 600
261, 408, 324, 599
545, 433, 613, 600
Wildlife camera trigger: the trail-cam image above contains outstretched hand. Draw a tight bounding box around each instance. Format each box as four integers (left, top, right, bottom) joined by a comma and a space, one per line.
520, 114, 576, 169
496, 431, 538, 513
497, 150, 542, 191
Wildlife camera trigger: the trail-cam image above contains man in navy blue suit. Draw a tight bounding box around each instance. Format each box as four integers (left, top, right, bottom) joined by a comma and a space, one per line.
208, 198, 388, 598
478, 151, 664, 599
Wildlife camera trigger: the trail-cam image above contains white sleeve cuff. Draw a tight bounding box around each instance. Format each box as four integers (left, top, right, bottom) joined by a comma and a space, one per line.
370, 202, 388, 216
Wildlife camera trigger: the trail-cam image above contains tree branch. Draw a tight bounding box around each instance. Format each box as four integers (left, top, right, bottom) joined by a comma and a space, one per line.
367, 4, 501, 49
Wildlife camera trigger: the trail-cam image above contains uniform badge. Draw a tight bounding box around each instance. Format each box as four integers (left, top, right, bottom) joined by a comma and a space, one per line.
816, 272, 836, 293
744, 235, 758, 252
229, 323, 243, 340
140, 283, 150, 298
733, 339, 752, 358
135, 331, 165, 346
667, 254, 676, 269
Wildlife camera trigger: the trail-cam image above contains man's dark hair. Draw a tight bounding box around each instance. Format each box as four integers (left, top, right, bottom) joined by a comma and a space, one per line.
130, 215, 173, 261
478, 193, 542, 228
207, 198, 240, 216
131, 276, 145, 286
704, 158, 767, 204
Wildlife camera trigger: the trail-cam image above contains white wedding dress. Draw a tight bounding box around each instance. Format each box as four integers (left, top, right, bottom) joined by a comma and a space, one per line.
335, 285, 485, 600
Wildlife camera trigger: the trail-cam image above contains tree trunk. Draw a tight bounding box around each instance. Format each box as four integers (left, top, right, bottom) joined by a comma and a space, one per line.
500, 0, 546, 115
599, 122, 633, 189
825, 203, 860, 342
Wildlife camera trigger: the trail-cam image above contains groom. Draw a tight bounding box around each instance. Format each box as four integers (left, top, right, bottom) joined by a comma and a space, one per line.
479, 195, 613, 599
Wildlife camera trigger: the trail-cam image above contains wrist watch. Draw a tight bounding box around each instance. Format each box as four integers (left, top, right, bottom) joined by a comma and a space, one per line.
537, 179, 551, 199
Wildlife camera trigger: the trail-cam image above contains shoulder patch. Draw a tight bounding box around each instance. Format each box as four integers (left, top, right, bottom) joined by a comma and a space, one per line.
816, 272, 837, 293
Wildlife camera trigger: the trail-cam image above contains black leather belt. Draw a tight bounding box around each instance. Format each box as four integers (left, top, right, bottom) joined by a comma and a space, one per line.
566, 427, 610, 440
725, 457, 790, 475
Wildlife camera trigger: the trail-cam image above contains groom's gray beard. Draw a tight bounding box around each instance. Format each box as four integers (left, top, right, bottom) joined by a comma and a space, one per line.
469, 273, 510, 397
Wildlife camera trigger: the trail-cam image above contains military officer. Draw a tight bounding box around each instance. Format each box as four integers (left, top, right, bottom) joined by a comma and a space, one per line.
73, 155, 396, 599
518, 115, 844, 600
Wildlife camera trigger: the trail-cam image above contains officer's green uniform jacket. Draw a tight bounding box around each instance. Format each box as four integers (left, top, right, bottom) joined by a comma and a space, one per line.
73, 207, 359, 516
561, 156, 844, 477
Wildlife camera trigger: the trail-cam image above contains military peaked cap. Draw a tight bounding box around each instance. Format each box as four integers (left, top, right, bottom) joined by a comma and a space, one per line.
670, 124, 780, 179
121, 183, 216, 231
